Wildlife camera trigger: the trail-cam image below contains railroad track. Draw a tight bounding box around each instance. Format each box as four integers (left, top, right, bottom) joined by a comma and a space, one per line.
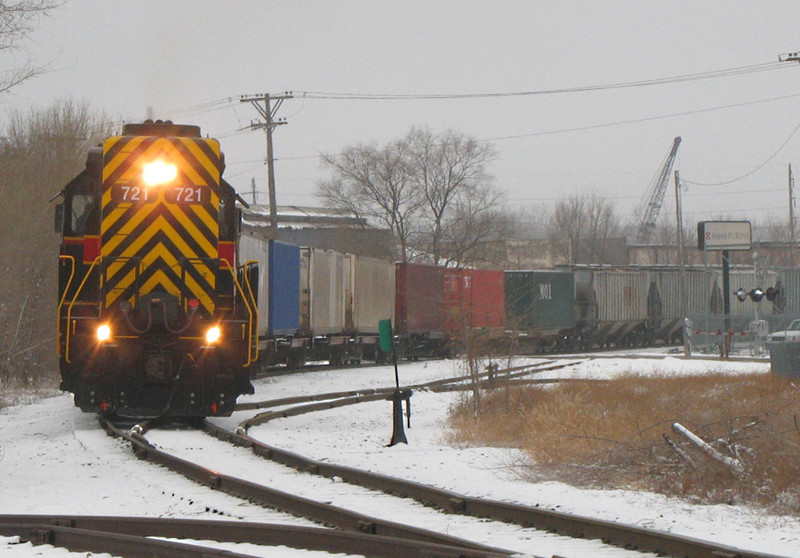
5, 359, 781, 557
196, 363, 789, 558
104, 360, 787, 558
0, 515, 503, 557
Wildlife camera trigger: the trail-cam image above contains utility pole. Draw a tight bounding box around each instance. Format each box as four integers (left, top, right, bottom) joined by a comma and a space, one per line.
240, 92, 293, 239
675, 170, 689, 356
790, 164, 796, 265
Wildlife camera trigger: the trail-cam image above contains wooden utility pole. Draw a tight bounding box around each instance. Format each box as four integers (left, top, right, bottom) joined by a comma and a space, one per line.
790, 164, 796, 265
240, 92, 293, 239
675, 170, 689, 356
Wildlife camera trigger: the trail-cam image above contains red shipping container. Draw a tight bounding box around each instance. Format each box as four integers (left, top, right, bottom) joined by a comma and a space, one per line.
443, 268, 505, 333
395, 262, 446, 334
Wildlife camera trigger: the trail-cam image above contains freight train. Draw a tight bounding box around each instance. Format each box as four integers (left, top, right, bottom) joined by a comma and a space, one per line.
56, 121, 790, 419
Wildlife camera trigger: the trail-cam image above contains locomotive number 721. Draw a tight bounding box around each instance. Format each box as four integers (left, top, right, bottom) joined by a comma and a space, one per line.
114, 185, 204, 204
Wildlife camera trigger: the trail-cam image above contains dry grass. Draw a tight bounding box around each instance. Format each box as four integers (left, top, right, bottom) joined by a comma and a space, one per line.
0, 381, 60, 410
446, 371, 800, 515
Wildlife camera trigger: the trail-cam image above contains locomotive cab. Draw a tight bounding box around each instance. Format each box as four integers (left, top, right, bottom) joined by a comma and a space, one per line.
57, 121, 256, 419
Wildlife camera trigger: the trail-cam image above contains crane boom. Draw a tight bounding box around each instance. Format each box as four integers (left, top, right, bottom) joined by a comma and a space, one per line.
631, 137, 682, 245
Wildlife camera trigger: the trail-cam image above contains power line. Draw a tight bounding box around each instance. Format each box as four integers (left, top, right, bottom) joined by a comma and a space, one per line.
295, 62, 790, 100
265, 92, 800, 164
682, 121, 800, 187
485, 93, 800, 142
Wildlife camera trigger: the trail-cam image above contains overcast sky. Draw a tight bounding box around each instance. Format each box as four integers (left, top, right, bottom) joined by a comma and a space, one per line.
5, 0, 800, 232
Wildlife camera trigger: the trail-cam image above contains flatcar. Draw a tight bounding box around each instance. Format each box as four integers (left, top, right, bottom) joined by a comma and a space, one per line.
56, 121, 257, 418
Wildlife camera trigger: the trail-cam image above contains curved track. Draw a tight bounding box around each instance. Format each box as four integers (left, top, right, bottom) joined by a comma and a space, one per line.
205, 359, 787, 558
10, 358, 780, 557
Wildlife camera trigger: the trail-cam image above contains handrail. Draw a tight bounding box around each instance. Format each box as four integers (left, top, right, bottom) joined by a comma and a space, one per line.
56, 255, 76, 357
221, 260, 257, 367
241, 260, 260, 363
64, 256, 103, 363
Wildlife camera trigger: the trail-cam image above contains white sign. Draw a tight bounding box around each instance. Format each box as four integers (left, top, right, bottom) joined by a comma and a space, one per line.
697, 221, 752, 251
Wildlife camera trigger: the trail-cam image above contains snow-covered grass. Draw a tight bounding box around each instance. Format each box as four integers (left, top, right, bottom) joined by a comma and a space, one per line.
1, 353, 799, 557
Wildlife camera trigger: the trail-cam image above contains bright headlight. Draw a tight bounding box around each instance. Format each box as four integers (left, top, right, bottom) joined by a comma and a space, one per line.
205, 326, 221, 344
96, 324, 111, 342
142, 160, 178, 186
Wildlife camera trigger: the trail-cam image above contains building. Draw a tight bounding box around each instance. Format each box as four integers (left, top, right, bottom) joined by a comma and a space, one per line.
241, 205, 394, 260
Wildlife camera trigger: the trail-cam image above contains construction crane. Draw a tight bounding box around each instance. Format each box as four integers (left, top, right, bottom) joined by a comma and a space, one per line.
630, 137, 682, 245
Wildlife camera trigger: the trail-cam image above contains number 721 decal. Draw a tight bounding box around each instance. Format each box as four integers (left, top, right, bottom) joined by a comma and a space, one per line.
112, 185, 205, 204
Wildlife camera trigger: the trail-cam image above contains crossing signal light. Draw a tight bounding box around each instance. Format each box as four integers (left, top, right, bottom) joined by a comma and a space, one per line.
735, 288, 748, 302
735, 286, 779, 303
766, 286, 780, 301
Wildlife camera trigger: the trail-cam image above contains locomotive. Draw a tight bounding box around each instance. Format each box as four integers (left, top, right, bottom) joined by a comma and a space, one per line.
56, 121, 257, 418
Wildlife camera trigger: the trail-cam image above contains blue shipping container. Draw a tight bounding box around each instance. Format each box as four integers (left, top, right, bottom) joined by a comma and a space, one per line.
268, 241, 301, 335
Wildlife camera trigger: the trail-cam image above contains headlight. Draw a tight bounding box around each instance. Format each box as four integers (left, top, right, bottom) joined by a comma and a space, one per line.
205, 326, 221, 344
96, 324, 111, 342
142, 160, 178, 186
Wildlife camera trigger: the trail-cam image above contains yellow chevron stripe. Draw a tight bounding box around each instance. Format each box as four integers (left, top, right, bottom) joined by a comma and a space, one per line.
189, 192, 220, 233
101, 134, 221, 315
104, 221, 215, 296
105, 240, 214, 313
102, 138, 202, 184
101, 198, 155, 256
104, 214, 204, 277
137, 265, 214, 315
164, 203, 217, 257
102, 136, 147, 182
101, 202, 130, 227
104, 265, 138, 308
181, 137, 220, 180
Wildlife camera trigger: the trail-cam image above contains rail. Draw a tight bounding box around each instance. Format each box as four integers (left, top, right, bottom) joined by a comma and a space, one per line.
99, 419, 511, 556
0, 515, 501, 558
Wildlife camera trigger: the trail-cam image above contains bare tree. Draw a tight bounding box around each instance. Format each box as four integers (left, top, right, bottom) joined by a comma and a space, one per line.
317, 127, 503, 266
0, 99, 113, 387
406, 127, 498, 265
550, 193, 620, 264
0, 1, 57, 94
550, 195, 586, 264
318, 140, 423, 262
583, 193, 621, 261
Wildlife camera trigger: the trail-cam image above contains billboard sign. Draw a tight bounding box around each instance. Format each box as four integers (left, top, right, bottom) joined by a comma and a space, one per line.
697, 221, 752, 251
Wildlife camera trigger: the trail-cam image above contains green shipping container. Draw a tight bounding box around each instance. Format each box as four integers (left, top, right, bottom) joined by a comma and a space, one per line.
504, 271, 575, 332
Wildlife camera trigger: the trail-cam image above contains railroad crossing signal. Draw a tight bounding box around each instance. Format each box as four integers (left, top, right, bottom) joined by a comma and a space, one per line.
735, 287, 779, 302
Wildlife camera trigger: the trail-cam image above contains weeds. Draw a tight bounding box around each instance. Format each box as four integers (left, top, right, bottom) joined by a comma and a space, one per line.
446, 372, 800, 515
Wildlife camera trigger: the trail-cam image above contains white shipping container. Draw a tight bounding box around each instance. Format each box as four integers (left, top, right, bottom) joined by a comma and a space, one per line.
238, 232, 270, 337
300, 247, 346, 334
346, 254, 395, 334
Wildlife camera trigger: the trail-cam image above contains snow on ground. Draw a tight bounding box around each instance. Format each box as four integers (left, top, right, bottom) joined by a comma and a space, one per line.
1, 352, 799, 557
